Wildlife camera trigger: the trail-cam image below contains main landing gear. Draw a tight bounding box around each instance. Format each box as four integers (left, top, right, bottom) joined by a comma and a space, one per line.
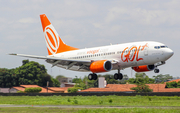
114, 69, 123, 80
88, 73, 97, 80
88, 69, 123, 80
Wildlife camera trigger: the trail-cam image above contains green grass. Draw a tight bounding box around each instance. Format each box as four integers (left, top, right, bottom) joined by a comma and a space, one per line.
0, 107, 180, 113
0, 95, 180, 106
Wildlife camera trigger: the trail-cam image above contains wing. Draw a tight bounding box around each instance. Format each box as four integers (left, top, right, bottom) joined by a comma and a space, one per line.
9, 53, 92, 71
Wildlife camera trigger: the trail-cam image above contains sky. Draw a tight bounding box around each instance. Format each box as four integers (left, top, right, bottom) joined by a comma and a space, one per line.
0, 0, 179, 79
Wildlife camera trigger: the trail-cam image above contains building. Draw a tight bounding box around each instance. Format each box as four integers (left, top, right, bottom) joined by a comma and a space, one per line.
79, 79, 180, 93
57, 77, 75, 87
0, 88, 10, 93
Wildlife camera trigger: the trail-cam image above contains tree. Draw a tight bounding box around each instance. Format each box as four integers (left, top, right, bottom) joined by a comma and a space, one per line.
0, 68, 13, 88
126, 73, 155, 84
14, 60, 47, 86
130, 84, 153, 93
0, 60, 60, 87
51, 77, 60, 87
166, 81, 180, 88
72, 76, 82, 83
55, 75, 65, 81
153, 74, 173, 83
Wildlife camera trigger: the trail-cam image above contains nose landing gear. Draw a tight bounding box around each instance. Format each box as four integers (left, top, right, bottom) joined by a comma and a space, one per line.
154, 68, 160, 73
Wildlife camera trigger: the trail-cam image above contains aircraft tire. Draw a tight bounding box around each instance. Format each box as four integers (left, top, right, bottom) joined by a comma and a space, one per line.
88, 74, 93, 80
114, 73, 119, 80
93, 73, 97, 80
119, 73, 123, 80
154, 69, 159, 73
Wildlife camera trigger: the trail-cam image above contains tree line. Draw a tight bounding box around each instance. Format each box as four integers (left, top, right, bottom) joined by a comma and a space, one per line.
0, 60, 60, 88
0, 59, 176, 90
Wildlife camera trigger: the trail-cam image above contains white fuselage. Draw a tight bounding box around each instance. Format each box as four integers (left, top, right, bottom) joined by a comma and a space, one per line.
47, 41, 173, 72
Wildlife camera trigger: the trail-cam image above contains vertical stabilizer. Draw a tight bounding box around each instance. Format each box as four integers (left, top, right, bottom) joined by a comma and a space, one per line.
40, 14, 78, 55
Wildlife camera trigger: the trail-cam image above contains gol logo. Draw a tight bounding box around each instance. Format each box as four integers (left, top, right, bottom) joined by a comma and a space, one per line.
44, 25, 60, 55
121, 43, 148, 62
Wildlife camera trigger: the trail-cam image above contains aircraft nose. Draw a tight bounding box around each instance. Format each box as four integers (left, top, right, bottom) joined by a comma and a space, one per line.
165, 48, 174, 59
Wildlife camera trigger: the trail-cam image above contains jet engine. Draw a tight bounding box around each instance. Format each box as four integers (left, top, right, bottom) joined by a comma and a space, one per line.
90, 60, 112, 73
132, 65, 155, 72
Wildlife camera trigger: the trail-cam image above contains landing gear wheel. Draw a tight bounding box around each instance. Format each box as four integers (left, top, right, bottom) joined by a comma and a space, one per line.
114, 73, 123, 80
119, 73, 123, 80
88, 73, 97, 80
154, 69, 159, 73
114, 73, 119, 80
93, 73, 97, 80
88, 74, 93, 80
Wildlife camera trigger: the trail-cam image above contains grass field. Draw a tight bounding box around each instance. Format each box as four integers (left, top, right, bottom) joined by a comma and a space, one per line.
0, 95, 180, 106
0, 107, 180, 113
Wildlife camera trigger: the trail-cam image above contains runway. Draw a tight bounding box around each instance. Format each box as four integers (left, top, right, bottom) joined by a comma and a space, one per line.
0, 105, 179, 109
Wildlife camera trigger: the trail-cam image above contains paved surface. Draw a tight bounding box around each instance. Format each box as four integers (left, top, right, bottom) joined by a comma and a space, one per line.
0, 105, 179, 109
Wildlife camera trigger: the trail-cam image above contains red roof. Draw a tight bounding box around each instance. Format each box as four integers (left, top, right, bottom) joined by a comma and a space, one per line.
80, 83, 180, 92
20, 85, 41, 88
48, 87, 70, 92
12, 85, 54, 93
80, 84, 135, 92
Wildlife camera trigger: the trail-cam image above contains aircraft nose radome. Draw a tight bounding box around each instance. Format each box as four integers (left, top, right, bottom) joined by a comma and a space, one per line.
165, 49, 174, 59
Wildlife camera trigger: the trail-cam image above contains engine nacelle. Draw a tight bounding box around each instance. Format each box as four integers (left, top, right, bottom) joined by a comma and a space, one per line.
90, 60, 112, 73
132, 65, 155, 72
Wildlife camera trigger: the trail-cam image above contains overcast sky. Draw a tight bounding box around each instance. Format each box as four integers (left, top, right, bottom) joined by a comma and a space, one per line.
0, 0, 179, 78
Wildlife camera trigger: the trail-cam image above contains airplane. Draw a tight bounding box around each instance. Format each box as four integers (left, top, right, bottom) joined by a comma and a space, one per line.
9, 14, 174, 80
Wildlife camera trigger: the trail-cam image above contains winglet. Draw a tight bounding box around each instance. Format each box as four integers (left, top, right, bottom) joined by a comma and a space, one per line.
40, 14, 79, 55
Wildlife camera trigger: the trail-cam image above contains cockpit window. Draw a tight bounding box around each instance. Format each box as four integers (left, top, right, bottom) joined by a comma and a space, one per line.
160, 46, 168, 48
154, 45, 168, 49
154, 46, 160, 49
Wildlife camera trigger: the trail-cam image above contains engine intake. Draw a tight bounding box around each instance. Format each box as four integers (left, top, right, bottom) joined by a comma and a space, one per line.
132, 65, 155, 72
90, 60, 112, 73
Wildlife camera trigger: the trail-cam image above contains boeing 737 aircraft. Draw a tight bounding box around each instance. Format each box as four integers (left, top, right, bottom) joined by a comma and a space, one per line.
10, 14, 174, 80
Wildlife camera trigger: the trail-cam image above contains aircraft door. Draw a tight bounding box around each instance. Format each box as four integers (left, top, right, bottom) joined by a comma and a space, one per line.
143, 47, 150, 64
144, 48, 148, 56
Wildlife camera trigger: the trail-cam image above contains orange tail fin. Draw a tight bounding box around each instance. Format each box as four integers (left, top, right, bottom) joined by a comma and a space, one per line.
40, 14, 79, 55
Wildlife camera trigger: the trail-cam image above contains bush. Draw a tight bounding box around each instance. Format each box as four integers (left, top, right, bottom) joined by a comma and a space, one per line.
131, 84, 153, 93
17, 90, 24, 93
67, 98, 71, 102
73, 99, 78, 104
68, 87, 83, 93
99, 100, 103, 104
166, 81, 180, 88
109, 99, 113, 103
24, 87, 42, 93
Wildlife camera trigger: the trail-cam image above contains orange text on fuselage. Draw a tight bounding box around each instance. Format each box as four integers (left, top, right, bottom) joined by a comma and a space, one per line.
87, 49, 100, 54
121, 43, 148, 62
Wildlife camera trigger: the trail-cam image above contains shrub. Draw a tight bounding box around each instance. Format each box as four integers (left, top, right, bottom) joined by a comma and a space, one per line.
68, 87, 83, 93
73, 99, 78, 104
166, 81, 180, 88
131, 84, 153, 93
99, 100, 103, 104
109, 99, 113, 103
24, 87, 42, 93
67, 98, 71, 102
17, 90, 24, 93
